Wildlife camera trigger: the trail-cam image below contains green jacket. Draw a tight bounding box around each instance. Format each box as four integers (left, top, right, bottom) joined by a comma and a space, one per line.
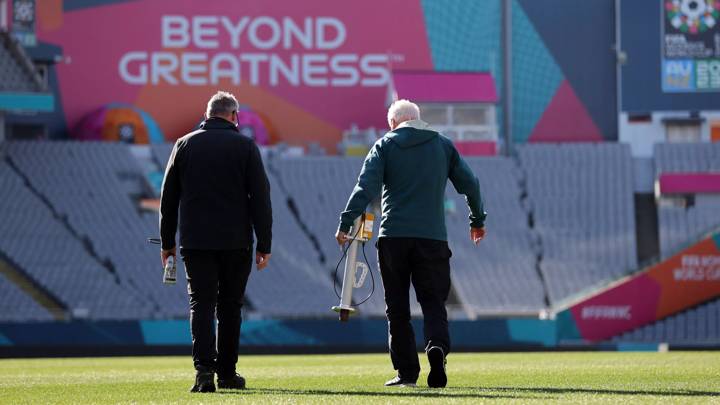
339, 120, 486, 241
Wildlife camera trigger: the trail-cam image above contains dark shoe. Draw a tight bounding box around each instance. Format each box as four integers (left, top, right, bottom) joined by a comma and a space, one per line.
384, 375, 417, 387
427, 346, 447, 388
190, 367, 216, 393
217, 374, 246, 390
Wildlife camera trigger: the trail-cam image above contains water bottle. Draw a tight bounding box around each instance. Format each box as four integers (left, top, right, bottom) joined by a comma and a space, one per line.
163, 255, 177, 285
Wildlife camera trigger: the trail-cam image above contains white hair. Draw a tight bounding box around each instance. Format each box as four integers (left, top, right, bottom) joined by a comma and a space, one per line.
206, 91, 239, 118
387, 99, 420, 124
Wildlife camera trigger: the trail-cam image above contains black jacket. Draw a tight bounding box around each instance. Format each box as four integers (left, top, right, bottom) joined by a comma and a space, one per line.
159, 117, 272, 253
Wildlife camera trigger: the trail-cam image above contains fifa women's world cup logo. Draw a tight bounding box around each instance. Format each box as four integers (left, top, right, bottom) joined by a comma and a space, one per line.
665, 0, 719, 34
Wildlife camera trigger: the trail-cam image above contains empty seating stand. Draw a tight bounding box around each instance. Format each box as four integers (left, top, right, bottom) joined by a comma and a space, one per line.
654, 143, 720, 258
7, 141, 186, 318
0, 140, 650, 322
614, 298, 720, 345
0, 160, 151, 319
518, 144, 638, 305
446, 158, 545, 314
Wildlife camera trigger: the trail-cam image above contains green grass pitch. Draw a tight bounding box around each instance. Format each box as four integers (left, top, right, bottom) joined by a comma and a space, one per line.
1, 352, 718, 404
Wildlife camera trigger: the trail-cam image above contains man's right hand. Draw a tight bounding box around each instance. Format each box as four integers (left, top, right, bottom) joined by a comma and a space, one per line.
161, 247, 176, 266
256, 252, 271, 271
335, 230, 349, 248
471, 227, 486, 245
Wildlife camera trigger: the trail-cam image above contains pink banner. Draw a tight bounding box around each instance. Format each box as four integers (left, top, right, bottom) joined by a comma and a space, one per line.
37, 0, 433, 151
565, 232, 720, 342
658, 173, 720, 194
455, 141, 497, 156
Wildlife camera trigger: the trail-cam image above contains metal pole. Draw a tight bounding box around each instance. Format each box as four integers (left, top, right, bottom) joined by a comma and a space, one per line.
615, 0, 623, 141
502, 0, 513, 156
0, 112, 5, 145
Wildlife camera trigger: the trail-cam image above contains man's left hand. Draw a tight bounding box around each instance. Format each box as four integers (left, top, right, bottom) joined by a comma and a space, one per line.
256, 252, 271, 271
335, 230, 349, 248
161, 247, 176, 266
470, 227, 486, 245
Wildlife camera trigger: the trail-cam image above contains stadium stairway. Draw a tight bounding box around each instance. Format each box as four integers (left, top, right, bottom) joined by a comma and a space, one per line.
0, 255, 65, 320
5, 142, 164, 319
517, 144, 638, 306
0, 31, 47, 93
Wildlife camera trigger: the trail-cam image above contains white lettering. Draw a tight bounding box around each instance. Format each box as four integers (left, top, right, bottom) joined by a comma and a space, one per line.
192, 16, 219, 49
283, 17, 313, 50
162, 15, 189, 48
302, 54, 328, 86
674, 254, 720, 281
315, 17, 345, 49
181, 53, 208, 85
119, 52, 148, 84
707, 268, 720, 280
673, 267, 705, 281
330, 54, 359, 87
121, 16, 405, 87
360, 54, 389, 86
248, 16, 281, 50
666, 60, 692, 76
682, 255, 700, 267
210, 53, 241, 85
269, 54, 300, 86
581, 305, 632, 320
151, 52, 179, 85
220, 17, 250, 49
240, 53, 269, 85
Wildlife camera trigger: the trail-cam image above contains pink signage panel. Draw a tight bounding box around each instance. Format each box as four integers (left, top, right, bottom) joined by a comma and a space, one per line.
569, 274, 662, 342
658, 173, 720, 194
37, 0, 434, 151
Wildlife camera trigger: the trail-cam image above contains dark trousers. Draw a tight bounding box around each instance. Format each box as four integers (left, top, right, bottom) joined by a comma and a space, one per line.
377, 237, 452, 380
181, 248, 253, 377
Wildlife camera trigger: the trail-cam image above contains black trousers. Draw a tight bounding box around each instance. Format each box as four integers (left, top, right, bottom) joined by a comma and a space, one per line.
181, 248, 253, 377
377, 237, 452, 380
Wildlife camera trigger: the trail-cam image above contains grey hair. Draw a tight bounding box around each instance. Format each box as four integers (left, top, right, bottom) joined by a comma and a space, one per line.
206, 91, 239, 118
387, 99, 420, 123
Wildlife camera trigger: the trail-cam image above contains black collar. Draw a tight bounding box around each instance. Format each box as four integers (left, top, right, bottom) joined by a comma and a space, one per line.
201, 117, 239, 132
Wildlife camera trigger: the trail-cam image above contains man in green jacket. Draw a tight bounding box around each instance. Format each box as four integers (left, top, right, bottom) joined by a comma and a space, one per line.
336, 99, 486, 388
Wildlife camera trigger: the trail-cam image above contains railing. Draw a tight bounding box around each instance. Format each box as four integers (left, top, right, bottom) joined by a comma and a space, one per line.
0, 30, 46, 91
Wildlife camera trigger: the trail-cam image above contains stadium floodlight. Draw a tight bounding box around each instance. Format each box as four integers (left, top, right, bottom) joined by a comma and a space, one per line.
332, 213, 374, 322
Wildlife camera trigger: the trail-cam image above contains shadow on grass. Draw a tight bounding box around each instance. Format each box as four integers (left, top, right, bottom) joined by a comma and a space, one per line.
215, 386, 720, 399
460, 387, 720, 398
217, 387, 543, 400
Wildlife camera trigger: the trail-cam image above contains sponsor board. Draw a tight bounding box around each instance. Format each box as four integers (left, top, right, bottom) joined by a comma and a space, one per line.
36, 1, 433, 150
562, 231, 720, 342
661, 0, 720, 92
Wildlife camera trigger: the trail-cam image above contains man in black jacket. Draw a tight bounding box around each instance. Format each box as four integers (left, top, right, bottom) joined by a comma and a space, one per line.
160, 91, 272, 393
